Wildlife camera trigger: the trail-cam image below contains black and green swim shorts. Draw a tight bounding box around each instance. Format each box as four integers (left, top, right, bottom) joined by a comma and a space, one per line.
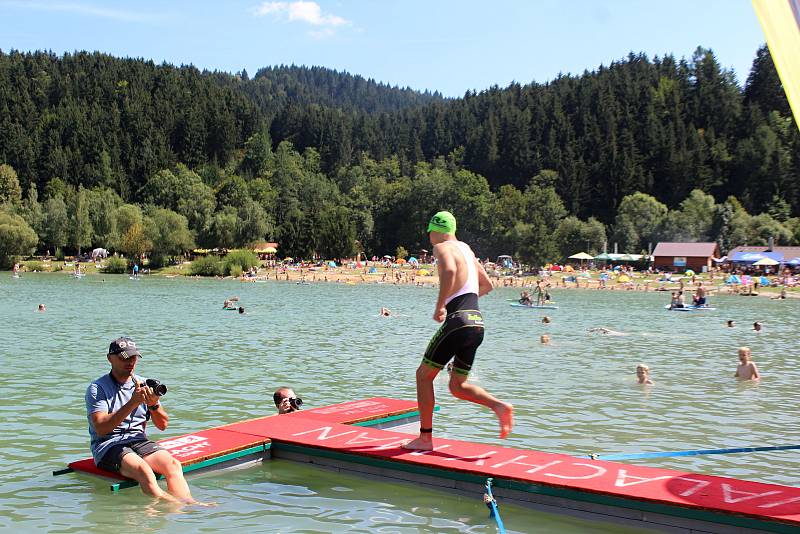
421, 294, 484, 376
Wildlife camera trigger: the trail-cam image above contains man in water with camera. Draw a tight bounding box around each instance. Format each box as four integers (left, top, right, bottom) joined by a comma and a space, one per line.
273, 387, 303, 414
402, 211, 513, 451
85, 337, 201, 504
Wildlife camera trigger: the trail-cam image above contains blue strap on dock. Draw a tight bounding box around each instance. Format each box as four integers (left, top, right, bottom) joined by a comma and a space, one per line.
588, 444, 800, 461
484, 477, 506, 534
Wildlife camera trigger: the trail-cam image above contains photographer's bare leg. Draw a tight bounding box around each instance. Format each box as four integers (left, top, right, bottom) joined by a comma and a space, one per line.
119, 453, 180, 503
145, 450, 198, 504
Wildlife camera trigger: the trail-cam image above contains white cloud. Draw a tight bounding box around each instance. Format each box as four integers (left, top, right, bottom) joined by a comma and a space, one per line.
0, 0, 153, 22
254, 1, 350, 29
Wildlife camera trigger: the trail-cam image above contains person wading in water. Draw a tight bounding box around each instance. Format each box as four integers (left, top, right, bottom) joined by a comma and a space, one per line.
403, 211, 513, 451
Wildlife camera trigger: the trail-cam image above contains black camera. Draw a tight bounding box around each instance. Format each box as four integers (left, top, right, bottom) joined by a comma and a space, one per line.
145, 378, 168, 397
289, 397, 303, 410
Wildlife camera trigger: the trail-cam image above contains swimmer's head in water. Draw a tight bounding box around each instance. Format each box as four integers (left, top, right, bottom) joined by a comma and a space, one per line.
738, 346, 752, 362
540, 334, 550, 344
636, 364, 650, 375
427, 211, 456, 235
542, 316, 551, 323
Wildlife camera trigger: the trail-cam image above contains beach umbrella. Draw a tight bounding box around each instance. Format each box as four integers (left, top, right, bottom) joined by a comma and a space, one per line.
594, 253, 612, 261
725, 274, 741, 285
327, 261, 337, 267
284, 257, 294, 262
418, 269, 430, 276
685, 269, 695, 276
789, 257, 800, 266
396, 258, 407, 264
752, 257, 780, 266
569, 252, 594, 260
408, 257, 418, 264
618, 254, 637, 262
91, 247, 108, 259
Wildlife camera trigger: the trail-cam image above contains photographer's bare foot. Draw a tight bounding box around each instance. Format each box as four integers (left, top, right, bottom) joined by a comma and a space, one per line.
401, 436, 433, 451
187, 500, 217, 507
494, 402, 514, 439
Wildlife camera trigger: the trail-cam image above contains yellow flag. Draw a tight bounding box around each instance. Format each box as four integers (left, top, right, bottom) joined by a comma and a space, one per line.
753, 0, 800, 130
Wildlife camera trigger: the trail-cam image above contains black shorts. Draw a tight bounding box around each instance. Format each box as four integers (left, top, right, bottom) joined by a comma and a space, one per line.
96, 439, 165, 473
422, 295, 484, 376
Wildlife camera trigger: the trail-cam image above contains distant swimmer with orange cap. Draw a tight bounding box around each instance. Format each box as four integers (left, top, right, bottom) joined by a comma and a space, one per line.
402, 211, 513, 451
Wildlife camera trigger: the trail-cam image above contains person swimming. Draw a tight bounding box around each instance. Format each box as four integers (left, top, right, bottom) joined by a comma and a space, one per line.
636, 364, 654, 385
380, 307, 392, 317
726, 320, 735, 328
588, 327, 626, 336
753, 321, 763, 333
38, 303, 46, 312
734, 347, 760, 380
541, 316, 551, 324
540, 334, 550, 344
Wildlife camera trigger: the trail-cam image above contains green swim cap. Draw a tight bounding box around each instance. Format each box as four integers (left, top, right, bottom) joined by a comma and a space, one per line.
427, 211, 457, 235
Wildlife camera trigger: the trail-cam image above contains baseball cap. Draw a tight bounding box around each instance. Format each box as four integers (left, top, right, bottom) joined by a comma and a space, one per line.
108, 337, 141, 359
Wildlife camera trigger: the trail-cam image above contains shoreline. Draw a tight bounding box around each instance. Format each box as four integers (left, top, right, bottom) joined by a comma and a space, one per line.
12, 265, 799, 299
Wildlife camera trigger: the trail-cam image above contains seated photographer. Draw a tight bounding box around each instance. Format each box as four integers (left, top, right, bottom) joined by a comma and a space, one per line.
273, 387, 303, 414
85, 337, 201, 504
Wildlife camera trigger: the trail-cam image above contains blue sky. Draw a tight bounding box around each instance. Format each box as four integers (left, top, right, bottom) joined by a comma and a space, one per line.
0, 0, 766, 96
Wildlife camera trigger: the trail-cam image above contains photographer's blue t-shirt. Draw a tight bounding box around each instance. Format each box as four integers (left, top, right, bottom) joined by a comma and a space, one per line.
85, 373, 149, 464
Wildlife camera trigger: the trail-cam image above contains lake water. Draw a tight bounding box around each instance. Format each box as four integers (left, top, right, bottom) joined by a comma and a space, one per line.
2, 274, 798, 532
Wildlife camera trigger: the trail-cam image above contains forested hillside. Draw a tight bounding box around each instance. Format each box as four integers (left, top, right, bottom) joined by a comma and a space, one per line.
0, 47, 797, 267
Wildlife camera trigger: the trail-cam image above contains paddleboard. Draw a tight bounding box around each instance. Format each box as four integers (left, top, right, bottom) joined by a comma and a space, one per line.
129, 276, 141, 280
664, 305, 716, 311
223, 307, 238, 311
510, 303, 559, 309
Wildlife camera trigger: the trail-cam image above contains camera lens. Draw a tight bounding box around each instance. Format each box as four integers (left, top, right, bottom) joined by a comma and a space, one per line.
290, 397, 303, 409
145, 379, 168, 397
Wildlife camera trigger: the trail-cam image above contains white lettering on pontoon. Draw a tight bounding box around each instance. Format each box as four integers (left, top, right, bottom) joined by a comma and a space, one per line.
160, 435, 207, 449
409, 444, 452, 456
371, 439, 413, 450
442, 450, 498, 466
343, 432, 407, 446
545, 463, 607, 480
721, 484, 781, 504
292, 426, 358, 440
615, 471, 713, 497
169, 442, 212, 458
758, 496, 800, 508
491, 456, 563, 474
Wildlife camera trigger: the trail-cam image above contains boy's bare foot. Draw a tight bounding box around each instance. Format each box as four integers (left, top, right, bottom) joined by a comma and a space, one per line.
401, 435, 434, 451
494, 402, 514, 439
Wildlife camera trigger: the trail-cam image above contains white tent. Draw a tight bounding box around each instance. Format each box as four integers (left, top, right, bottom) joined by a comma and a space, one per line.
91, 248, 109, 259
